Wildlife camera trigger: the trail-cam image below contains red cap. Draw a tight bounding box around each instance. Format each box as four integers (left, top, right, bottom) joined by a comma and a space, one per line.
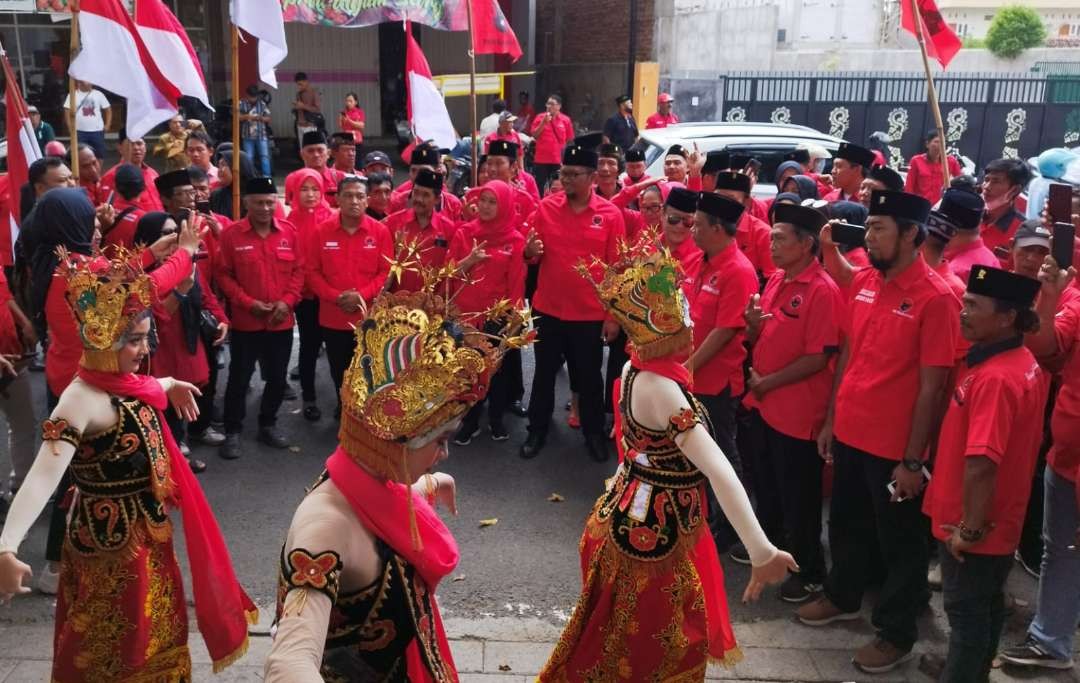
657, 92, 674, 103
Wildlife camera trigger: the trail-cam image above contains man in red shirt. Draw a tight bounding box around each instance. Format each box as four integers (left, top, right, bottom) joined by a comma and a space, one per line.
663, 144, 690, 185
307, 176, 392, 412
712, 170, 775, 281
922, 191, 969, 301
999, 259, 1080, 671
215, 177, 304, 459
824, 142, 874, 203
923, 265, 1046, 680
101, 164, 148, 251
520, 145, 625, 463
284, 130, 344, 208
979, 158, 1031, 266
98, 130, 162, 213
483, 111, 524, 153
328, 132, 358, 174
645, 92, 679, 129
384, 169, 459, 293
903, 129, 962, 205
621, 147, 649, 187
76, 144, 106, 206
528, 94, 574, 194
687, 191, 759, 550
744, 203, 843, 603
940, 189, 995, 283
389, 145, 463, 219
797, 190, 959, 674
857, 165, 904, 208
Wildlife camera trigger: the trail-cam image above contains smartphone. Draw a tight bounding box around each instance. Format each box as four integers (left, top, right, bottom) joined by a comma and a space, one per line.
106, 190, 115, 206
831, 221, 866, 248
1048, 182, 1074, 225
887, 466, 932, 502
1053, 221, 1075, 270
175, 208, 192, 225
195, 200, 211, 214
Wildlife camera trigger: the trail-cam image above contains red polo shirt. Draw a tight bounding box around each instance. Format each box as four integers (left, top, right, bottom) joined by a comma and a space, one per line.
389, 186, 463, 222
690, 242, 759, 396
80, 177, 108, 206
102, 206, 146, 251
661, 237, 704, 298
99, 163, 163, 213
931, 259, 970, 361
383, 209, 460, 293
530, 112, 574, 165
1047, 300, 1080, 483
736, 212, 776, 279
979, 207, 1026, 268
833, 257, 959, 460
645, 112, 680, 129
746, 261, 844, 440
215, 217, 304, 332
531, 191, 626, 321
904, 153, 962, 205
483, 130, 524, 153
924, 342, 1047, 555
306, 215, 393, 330
945, 237, 998, 283
447, 221, 526, 324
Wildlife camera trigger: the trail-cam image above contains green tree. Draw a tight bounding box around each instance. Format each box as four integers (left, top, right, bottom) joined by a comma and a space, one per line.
985, 6, 1047, 59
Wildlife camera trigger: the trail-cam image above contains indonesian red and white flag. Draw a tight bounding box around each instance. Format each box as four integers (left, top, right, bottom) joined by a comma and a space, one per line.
69, 0, 180, 139
135, 0, 211, 109
406, 22, 457, 150
230, 0, 288, 88
2, 49, 40, 263
470, 0, 522, 62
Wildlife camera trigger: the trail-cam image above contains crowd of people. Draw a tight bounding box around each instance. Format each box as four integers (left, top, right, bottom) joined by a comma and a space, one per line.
0, 83, 1076, 681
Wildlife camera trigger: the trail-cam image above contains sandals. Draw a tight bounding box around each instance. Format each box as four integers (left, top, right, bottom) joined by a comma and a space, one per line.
187, 457, 207, 474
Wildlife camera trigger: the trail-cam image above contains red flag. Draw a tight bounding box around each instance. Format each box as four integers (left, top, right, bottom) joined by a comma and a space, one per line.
470, 0, 522, 62
3, 53, 41, 265
901, 0, 961, 69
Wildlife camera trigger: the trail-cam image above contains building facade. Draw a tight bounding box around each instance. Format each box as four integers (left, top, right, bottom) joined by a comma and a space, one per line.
939, 0, 1080, 42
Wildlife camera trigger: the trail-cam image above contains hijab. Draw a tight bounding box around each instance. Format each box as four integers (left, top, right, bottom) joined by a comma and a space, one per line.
826, 200, 869, 227
775, 161, 803, 191
209, 150, 256, 219
29, 187, 95, 337
288, 169, 334, 237
783, 175, 820, 201
473, 180, 516, 245
135, 212, 204, 355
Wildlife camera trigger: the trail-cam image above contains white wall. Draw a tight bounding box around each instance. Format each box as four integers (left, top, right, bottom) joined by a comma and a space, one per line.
942, 7, 1080, 40
767, 46, 1080, 72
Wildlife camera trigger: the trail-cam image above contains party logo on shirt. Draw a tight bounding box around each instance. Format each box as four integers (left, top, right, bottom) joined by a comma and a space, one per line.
590, 215, 604, 229
893, 298, 915, 319
364, 236, 377, 248
278, 238, 292, 250
789, 294, 803, 310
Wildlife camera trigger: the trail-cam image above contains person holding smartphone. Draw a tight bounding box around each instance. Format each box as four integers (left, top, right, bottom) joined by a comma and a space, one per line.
797, 190, 959, 674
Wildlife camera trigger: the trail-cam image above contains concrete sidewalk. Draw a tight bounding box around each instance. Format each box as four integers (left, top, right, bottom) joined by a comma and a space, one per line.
2, 611, 1078, 682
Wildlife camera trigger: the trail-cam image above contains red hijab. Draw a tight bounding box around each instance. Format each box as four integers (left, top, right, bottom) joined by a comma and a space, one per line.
289, 169, 335, 236
463, 180, 516, 246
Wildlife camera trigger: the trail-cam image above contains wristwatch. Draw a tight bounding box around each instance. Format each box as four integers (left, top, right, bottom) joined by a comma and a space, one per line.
901, 459, 923, 473
957, 521, 986, 543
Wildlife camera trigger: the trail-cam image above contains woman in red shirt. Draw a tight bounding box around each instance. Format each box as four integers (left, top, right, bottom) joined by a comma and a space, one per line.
904, 130, 962, 205
338, 92, 366, 158
448, 180, 525, 443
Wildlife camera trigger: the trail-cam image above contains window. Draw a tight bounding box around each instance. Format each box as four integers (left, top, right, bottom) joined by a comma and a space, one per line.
777, 28, 787, 43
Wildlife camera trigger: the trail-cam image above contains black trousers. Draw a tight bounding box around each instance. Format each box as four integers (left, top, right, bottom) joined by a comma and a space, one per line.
755, 417, 827, 583
823, 439, 930, 651
322, 327, 357, 399
532, 164, 559, 195
189, 347, 220, 436
295, 298, 323, 402
223, 329, 293, 433
695, 387, 743, 552
527, 312, 604, 437
939, 547, 1012, 683
465, 344, 518, 428
604, 331, 629, 415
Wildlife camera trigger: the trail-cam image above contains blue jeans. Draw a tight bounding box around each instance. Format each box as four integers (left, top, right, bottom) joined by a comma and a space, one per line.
1028, 466, 1080, 660
79, 130, 106, 161
242, 137, 272, 177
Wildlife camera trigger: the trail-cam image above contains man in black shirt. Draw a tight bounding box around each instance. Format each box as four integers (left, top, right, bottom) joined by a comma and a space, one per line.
602, 95, 638, 152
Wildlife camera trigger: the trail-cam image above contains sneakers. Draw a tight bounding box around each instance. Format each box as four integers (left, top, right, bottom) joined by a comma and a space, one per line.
453, 424, 481, 446
999, 636, 1074, 669
508, 400, 528, 418
179, 441, 191, 457
37, 562, 60, 595
490, 421, 510, 442
728, 543, 751, 565
220, 433, 241, 460
795, 596, 861, 626
852, 638, 914, 674
1014, 549, 1042, 579
779, 574, 822, 603
258, 427, 290, 449
192, 427, 226, 446
927, 562, 942, 590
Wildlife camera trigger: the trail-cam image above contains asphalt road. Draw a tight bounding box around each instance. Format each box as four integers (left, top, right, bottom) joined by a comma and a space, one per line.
0, 341, 779, 630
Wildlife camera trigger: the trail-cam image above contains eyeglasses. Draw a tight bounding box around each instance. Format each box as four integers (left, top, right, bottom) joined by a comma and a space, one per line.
666, 214, 694, 227
641, 203, 662, 212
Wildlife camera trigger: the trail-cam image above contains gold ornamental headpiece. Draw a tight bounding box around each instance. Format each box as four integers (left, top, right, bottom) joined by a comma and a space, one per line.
59, 246, 155, 372
338, 289, 534, 478
577, 229, 692, 361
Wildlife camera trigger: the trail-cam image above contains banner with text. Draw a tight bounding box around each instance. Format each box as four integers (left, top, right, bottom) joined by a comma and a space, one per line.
281, 0, 469, 30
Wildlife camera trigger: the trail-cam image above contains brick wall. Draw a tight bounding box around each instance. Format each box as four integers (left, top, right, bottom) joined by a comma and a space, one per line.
536, 0, 654, 65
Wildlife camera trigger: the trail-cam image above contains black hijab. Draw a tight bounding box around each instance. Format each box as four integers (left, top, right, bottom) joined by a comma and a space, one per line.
209, 150, 256, 220
783, 175, 820, 201
29, 187, 95, 337
135, 212, 203, 355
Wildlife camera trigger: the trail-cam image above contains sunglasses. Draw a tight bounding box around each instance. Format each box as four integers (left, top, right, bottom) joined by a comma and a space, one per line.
666, 214, 694, 227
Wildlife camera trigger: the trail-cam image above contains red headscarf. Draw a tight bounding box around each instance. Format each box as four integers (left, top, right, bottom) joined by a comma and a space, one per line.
76, 368, 258, 672
463, 180, 516, 247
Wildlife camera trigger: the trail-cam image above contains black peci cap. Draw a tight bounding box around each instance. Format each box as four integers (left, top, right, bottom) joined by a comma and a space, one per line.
410, 145, 442, 167
713, 171, 752, 194
868, 190, 931, 225
301, 130, 328, 148
413, 168, 443, 193
772, 203, 828, 234
665, 187, 700, 214
937, 188, 985, 231
728, 153, 755, 172
562, 145, 598, 169
784, 149, 811, 165
244, 176, 277, 196
834, 141, 876, 169
597, 143, 623, 159
625, 148, 646, 163
926, 210, 959, 243
697, 191, 745, 222
665, 144, 689, 159
702, 150, 730, 175
488, 140, 520, 161
869, 165, 904, 192
154, 169, 193, 195
967, 265, 1040, 308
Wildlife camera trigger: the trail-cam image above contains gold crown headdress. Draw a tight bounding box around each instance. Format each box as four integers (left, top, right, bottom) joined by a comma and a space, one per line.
58, 246, 155, 373
577, 229, 692, 361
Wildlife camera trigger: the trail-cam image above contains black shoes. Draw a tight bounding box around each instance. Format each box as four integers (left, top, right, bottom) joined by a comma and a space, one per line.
303, 403, 321, 421
519, 431, 545, 459
453, 424, 481, 446
219, 433, 241, 460
584, 434, 610, 463
728, 543, 751, 565
282, 383, 299, 401
258, 427, 290, 449
508, 400, 528, 418
490, 421, 510, 441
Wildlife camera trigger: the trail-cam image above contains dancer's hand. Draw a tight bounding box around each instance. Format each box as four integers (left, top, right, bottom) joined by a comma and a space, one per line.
164, 379, 202, 422
431, 473, 457, 516
743, 550, 798, 603
0, 552, 32, 604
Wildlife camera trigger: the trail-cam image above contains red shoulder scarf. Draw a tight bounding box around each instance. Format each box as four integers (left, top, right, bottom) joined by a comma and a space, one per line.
77, 369, 257, 672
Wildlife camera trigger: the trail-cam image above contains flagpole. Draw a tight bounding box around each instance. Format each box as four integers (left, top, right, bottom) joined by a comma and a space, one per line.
68, 0, 80, 177
465, 0, 478, 187
231, 24, 241, 220
909, 0, 950, 189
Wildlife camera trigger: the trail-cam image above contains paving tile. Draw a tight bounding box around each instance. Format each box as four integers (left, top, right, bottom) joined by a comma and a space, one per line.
191, 662, 265, 681
0, 660, 18, 683
188, 633, 272, 666
736, 616, 874, 650
483, 640, 554, 675
3, 660, 51, 683
459, 675, 528, 683
807, 648, 913, 682
450, 639, 484, 673
0, 626, 54, 661
709, 646, 818, 681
